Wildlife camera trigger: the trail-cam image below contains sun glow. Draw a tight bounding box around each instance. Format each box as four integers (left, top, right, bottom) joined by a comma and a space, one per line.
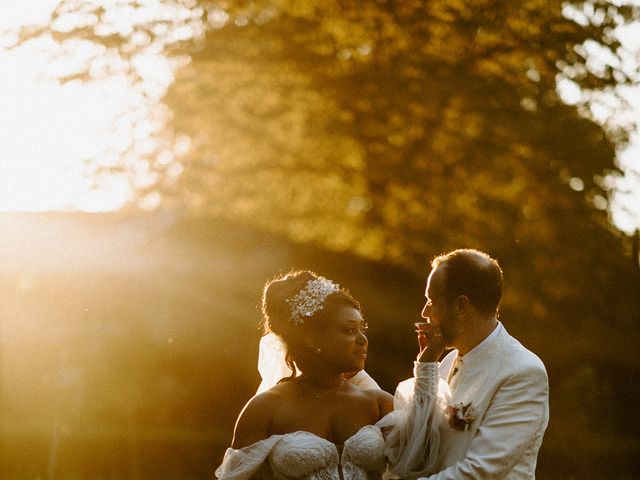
0, 45, 129, 211
0, 0, 191, 212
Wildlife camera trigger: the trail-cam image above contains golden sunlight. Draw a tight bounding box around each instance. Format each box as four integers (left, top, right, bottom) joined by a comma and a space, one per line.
0, 0, 187, 212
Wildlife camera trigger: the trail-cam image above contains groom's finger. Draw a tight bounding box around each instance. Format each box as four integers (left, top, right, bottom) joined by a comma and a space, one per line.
418, 332, 428, 350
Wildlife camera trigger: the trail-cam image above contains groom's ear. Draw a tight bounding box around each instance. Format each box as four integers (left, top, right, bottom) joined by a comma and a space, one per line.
453, 295, 470, 316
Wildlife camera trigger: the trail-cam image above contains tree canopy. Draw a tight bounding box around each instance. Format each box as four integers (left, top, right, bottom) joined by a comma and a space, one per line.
169, 1, 640, 348
13, 0, 640, 358
8, 0, 640, 469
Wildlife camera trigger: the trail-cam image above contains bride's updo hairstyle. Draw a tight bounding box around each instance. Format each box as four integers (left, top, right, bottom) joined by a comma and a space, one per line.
260, 270, 361, 380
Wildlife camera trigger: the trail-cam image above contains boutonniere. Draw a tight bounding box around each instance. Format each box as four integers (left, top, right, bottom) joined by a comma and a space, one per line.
446, 401, 476, 431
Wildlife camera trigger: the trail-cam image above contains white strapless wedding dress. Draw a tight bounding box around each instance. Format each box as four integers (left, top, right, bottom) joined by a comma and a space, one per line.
215, 425, 387, 480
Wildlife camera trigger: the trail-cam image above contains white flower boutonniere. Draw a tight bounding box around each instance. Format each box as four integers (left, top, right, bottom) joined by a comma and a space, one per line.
446, 401, 476, 431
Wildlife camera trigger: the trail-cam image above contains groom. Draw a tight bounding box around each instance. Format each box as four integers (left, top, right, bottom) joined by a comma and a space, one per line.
389, 249, 549, 479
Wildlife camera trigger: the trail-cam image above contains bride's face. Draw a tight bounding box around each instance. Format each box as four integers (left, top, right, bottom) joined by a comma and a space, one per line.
319, 307, 369, 373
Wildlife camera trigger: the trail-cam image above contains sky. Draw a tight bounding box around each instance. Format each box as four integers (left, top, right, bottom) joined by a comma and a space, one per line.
0, 0, 638, 233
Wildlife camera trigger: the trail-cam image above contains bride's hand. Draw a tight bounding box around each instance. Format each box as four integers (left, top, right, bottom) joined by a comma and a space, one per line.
415, 322, 445, 363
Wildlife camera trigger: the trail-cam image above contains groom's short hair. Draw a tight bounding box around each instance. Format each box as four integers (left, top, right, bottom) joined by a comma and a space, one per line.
432, 249, 503, 315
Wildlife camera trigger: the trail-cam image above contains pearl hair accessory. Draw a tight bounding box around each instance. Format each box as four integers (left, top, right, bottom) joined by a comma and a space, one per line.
286, 277, 339, 325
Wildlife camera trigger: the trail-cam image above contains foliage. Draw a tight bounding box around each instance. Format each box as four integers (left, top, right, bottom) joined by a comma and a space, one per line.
158, 1, 632, 260
10, 0, 640, 367
6, 1, 640, 474
162, 0, 640, 351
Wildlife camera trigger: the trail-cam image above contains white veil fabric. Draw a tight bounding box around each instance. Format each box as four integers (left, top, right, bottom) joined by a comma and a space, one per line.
256, 333, 381, 394
257, 333, 293, 394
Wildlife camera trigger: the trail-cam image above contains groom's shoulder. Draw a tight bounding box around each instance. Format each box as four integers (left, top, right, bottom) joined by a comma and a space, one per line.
500, 329, 547, 376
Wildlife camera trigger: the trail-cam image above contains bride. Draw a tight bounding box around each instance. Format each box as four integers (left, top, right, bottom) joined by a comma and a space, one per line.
215, 270, 394, 480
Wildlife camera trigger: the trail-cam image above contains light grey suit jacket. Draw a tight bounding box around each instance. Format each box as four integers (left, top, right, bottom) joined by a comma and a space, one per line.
391, 324, 549, 480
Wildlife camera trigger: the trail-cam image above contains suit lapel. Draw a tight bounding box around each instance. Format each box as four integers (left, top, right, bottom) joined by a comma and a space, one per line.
449, 327, 513, 401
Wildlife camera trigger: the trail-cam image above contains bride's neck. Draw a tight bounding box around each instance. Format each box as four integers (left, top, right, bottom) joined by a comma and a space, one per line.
299, 372, 344, 390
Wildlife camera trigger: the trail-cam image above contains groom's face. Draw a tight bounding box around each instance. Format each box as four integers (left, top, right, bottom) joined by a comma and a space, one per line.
423, 267, 457, 346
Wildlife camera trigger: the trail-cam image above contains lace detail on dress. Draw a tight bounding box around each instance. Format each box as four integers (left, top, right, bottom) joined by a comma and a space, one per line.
341, 426, 386, 480
269, 431, 339, 478
216, 426, 386, 480
342, 425, 386, 472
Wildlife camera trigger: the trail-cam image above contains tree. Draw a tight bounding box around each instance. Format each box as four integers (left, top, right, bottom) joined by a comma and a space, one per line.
8, 0, 640, 473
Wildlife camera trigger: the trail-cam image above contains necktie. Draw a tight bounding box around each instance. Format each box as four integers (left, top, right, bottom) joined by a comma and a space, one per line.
448, 357, 463, 390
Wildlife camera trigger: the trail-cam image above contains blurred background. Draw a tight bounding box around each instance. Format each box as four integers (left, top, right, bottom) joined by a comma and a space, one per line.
1, 1, 640, 478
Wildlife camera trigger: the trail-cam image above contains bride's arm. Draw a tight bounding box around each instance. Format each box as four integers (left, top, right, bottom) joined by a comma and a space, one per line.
232, 392, 274, 448
216, 392, 282, 480
216, 408, 281, 480
379, 360, 449, 478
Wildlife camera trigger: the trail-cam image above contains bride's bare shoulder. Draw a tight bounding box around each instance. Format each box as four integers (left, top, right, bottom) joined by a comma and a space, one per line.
360, 387, 394, 416
240, 383, 291, 416
232, 382, 299, 448
231, 393, 274, 448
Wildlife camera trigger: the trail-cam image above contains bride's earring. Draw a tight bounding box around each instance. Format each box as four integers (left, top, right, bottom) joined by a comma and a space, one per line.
316, 347, 322, 353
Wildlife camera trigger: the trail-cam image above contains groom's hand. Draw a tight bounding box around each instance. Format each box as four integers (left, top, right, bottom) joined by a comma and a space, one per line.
417, 324, 445, 363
